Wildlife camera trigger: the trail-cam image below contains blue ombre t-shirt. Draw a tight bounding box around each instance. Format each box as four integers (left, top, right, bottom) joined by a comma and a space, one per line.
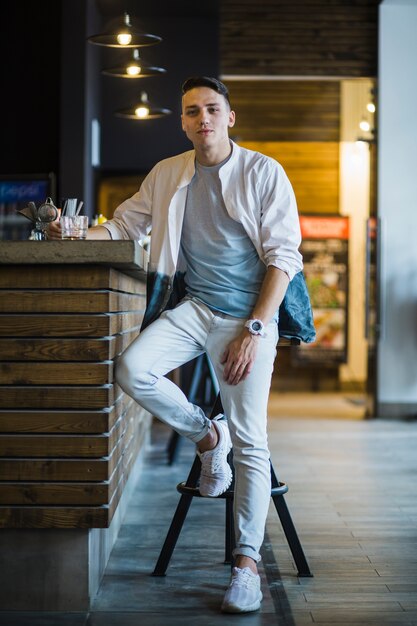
180, 157, 267, 318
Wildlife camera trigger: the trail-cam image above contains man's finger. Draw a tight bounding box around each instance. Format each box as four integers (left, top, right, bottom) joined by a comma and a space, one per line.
229, 362, 247, 385
220, 348, 228, 364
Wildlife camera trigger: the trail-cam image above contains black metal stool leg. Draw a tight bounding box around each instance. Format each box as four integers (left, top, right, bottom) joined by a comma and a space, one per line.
270, 463, 312, 577
271, 495, 312, 577
167, 430, 180, 466
152, 492, 194, 576
152, 455, 201, 576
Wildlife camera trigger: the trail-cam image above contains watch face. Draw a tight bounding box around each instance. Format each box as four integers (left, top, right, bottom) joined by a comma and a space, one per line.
252, 321, 262, 332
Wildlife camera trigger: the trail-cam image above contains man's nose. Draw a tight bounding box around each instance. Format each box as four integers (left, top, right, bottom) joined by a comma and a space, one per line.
198, 110, 209, 125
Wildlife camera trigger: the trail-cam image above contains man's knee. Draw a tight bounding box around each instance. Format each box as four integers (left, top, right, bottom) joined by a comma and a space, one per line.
115, 353, 157, 395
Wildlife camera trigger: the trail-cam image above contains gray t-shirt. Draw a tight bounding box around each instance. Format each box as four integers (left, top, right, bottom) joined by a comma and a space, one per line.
180, 158, 267, 318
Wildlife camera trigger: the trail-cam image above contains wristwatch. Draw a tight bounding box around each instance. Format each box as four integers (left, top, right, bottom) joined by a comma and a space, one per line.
245, 319, 266, 337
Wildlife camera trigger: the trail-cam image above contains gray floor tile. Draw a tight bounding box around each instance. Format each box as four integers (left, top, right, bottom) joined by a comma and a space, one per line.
87, 612, 282, 626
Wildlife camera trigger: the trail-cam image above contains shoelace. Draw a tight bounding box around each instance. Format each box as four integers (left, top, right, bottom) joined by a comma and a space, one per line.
231, 569, 256, 589
201, 456, 223, 474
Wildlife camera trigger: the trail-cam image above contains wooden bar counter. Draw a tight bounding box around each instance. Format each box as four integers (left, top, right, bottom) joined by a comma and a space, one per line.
0, 241, 151, 610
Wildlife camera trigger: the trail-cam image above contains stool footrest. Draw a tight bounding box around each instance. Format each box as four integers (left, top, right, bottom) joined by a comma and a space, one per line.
177, 481, 289, 498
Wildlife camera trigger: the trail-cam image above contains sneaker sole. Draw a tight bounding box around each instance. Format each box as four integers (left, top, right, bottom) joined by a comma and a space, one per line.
221, 592, 263, 613
199, 463, 233, 497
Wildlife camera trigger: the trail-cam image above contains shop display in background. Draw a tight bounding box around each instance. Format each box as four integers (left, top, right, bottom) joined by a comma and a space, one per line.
365, 216, 378, 349
0, 174, 56, 240
294, 215, 349, 365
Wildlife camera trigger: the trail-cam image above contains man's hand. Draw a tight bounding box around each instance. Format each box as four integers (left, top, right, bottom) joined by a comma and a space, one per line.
47, 220, 62, 240
220, 330, 260, 385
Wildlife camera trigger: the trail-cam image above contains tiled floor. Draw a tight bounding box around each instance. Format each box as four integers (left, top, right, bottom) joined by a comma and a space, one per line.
1, 392, 417, 625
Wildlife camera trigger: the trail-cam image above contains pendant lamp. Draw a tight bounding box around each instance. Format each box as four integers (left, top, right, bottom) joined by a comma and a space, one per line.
102, 49, 166, 78
115, 91, 172, 120
88, 12, 161, 48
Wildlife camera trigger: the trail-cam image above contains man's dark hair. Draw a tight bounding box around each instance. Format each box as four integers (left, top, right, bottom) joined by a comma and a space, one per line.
181, 76, 231, 108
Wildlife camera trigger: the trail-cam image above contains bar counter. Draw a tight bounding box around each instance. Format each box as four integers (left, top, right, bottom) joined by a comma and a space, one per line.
0, 241, 151, 609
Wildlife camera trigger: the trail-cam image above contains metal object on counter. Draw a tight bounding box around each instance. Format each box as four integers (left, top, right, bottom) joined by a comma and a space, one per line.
17, 197, 59, 240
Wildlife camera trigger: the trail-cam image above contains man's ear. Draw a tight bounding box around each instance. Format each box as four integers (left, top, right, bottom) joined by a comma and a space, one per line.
228, 110, 236, 128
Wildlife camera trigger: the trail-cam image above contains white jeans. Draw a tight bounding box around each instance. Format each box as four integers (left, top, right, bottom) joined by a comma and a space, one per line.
115, 297, 278, 562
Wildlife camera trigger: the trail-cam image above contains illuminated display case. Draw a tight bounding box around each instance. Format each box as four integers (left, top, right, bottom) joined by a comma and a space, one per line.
0, 173, 56, 240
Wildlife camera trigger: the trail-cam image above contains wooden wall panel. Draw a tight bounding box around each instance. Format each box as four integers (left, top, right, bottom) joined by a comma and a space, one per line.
241, 141, 339, 214
221, 0, 380, 78
0, 266, 151, 529
227, 80, 340, 142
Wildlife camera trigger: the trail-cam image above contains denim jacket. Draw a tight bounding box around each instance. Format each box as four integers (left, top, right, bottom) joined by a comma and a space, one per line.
103, 142, 315, 343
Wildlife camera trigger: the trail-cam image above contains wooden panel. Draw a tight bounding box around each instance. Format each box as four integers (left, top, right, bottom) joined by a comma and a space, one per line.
227, 80, 340, 142
0, 458, 110, 482
0, 506, 110, 528
0, 396, 131, 434
0, 264, 149, 529
0, 312, 142, 337
0, 405, 150, 527
0, 330, 140, 361
0, 434, 110, 458
221, 0, 379, 78
0, 266, 146, 294
0, 291, 145, 313
0, 409, 109, 434
0, 384, 122, 409
241, 141, 339, 214
0, 482, 109, 506
0, 398, 135, 458
0, 361, 113, 385
107, 417, 147, 523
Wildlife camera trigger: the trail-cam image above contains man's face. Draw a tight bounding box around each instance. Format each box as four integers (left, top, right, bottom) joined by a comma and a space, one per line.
181, 87, 235, 149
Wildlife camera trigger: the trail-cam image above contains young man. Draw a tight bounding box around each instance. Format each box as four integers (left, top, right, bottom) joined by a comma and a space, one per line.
49, 76, 304, 613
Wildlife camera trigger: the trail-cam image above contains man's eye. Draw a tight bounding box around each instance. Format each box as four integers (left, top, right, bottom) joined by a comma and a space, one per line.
208, 107, 219, 113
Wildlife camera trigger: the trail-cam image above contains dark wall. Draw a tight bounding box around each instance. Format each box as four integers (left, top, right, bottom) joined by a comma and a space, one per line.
0, 0, 219, 213
0, 2, 61, 176
99, 14, 219, 173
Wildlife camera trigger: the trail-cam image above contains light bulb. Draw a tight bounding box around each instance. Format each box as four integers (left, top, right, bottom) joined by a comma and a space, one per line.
117, 32, 132, 45
135, 105, 150, 118
126, 64, 141, 76
359, 119, 371, 132
367, 102, 376, 113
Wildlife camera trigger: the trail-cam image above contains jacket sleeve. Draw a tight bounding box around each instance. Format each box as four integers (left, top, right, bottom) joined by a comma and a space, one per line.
102, 169, 154, 240
259, 160, 303, 281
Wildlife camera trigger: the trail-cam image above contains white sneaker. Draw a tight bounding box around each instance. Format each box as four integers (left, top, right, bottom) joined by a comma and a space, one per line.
197, 416, 232, 497
221, 567, 263, 613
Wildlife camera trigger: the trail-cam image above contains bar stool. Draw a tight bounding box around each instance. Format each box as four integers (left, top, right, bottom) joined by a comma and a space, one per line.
153, 392, 313, 578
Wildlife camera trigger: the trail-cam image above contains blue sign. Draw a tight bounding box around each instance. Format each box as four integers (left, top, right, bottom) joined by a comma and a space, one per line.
0, 181, 49, 203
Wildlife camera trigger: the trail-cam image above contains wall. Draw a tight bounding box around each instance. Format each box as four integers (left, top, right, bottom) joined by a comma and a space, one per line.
75, 2, 219, 214
377, 0, 417, 416
0, 2, 61, 176
99, 15, 219, 174
220, 0, 379, 78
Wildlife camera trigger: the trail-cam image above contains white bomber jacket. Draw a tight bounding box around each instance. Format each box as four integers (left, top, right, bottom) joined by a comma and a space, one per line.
103, 141, 309, 334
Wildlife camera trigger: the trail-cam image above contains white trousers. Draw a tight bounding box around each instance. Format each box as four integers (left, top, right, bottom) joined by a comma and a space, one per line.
115, 297, 278, 562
